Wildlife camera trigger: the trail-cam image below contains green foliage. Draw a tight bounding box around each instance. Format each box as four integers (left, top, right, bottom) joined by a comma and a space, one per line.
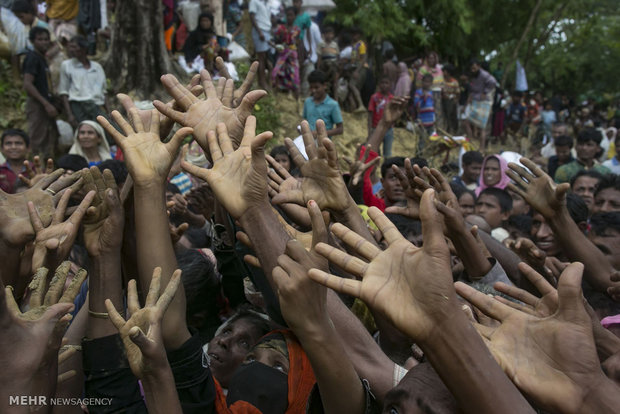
0, 59, 27, 129
235, 61, 281, 137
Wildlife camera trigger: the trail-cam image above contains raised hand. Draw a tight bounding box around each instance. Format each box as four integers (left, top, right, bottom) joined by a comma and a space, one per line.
82, 167, 125, 257
215, 57, 259, 108
28, 188, 96, 270
308, 189, 457, 343
455, 263, 607, 414
384, 159, 422, 219
382, 96, 409, 126
180, 117, 272, 219
503, 237, 547, 274
0, 263, 86, 410
154, 69, 266, 155
105, 267, 181, 379
506, 157, 569, 219
19, 155, 54, 187
272, 120, 352, 213
0, 170, 82, 247
97, 109, 193, 186
342, 145, 381, 187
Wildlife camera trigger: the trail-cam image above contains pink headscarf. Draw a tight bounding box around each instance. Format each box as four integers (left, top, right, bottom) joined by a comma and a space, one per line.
475, 154, 511, 196
393, 62, 411, 97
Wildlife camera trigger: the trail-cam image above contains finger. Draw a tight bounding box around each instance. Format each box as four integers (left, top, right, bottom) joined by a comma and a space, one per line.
517, 262, 556, 297
367, 206, 403, 245
300, 121, 318, 159
207, 130, 223, 162
200, 69, 218, 99
272, 265, 290, 290
28, 267, 50, 308
236, 90, 267, 121
126, 279, 140, 316
58, 268, 88, 304
236, 230, 254, 249
454, 281, 512, 321
58, 347, 77, 365
244, 254, 261, 268
329, 222, 381, 260
160, 73, 198, 110
149, 109, 160, 137
145, 267, 162, 307
129, 107, 145, 132
58, 370, 77, 383
419, 189, 449, 256
556, 262, 588, 323
105, 298, 127, 330
27, 200, 45, 232
314, 242, 369, 276
505, 170, 528, 189
153, 100, 186, 125
519, 157, 546, 178
215, 77, 226, 99
166, 126, 194, 155
217, 123, 234, 155
53, 188, 74, 223
24, 159, 35, 178
251, 129, 273, 172
96, 115, 125, 145
111, 110, 136, 136
45, 158, 54, 174
181, 160, 209, 181
5, 286, 21, 317
322, 137, 339, 169
175, 222, 189, 238
102, 168, 118, 192
268, 170, 283, 186
215, 56, 231, 79
44, 262, 71, 306
266, 154, 292, 179
492, 281, 540, 308
392, 164, 410, 190
235, 61, 258, 106
155, 269, 182, 313
284, 137, 307, 169
68, 190, 96, 225
308, 200, 327, 247
493, 295, 537, 316
222, 78, 234, 107
128, 326, 153, 352
308, 268, 362, 298
35, 168, 64, 189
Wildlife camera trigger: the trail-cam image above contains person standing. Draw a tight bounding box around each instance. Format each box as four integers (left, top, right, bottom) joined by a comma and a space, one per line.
465, 58, 496, 150
22, 26, 59, 158
368, 77, 394, 156
248, 0, 271, 90
0, 129, 29, 194
58, 35, 109, 128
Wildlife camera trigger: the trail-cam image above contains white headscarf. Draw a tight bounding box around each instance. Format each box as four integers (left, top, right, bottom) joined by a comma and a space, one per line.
68, 120, 112, 164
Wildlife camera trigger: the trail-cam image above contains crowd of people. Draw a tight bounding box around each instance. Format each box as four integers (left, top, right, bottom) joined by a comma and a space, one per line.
1, 1, 620, 414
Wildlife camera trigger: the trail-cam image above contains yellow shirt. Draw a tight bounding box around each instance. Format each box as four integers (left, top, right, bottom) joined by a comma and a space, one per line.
46, 0, 79, 21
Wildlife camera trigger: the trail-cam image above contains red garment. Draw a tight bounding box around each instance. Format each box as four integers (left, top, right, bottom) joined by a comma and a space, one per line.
360, 146, 385, 211
0, 162, 27, 193
368, 92, 393, 128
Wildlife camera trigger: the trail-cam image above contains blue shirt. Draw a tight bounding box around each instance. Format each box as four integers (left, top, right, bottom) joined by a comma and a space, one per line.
303, 95, 343, 132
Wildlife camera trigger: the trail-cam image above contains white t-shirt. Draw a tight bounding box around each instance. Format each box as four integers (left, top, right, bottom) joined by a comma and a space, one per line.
303, 21, 322, 64
248, 0, 271, 32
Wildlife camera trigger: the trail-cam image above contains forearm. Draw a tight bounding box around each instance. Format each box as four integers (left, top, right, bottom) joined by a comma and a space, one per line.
367, 119, 390, 148
62, 95, 73, 118
422, 312, 534, 414
450, 230, 492, 280
295, 318, 366, 414
549, 208, 614, 292
24, 82, 50, 107
87, 252, 123, 339
326, 124, 343, 137
134, 183, 190, 349
579, 375, 620, 414
332, 199, 376, 245
142, 370, 183, 414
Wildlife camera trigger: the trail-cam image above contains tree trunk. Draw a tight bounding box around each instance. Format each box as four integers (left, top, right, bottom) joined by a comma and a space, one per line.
500, 0, 544, 89
523, 1, 569, 70
102, 0, 184, 100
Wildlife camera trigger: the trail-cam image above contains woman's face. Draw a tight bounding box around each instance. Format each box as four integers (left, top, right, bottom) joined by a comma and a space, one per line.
285, 10, 295, 25
458, 192, 475, 217
78, 124, 100, 149
243, 346, 289, 374
200, 16, 212, 30
427, 53, 436, 66
483, 158, 501, 187
274, 153, 291, 172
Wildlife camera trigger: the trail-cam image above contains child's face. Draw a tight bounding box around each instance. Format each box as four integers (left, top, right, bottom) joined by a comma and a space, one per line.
422, 78, 432, 90
458, 192, 475, 217
274, 153, 291, 172
575, 140, 599, 161
475, 194, 508, 229
1, 135, 28, 161
379, 79, 391, 94
285, 9, 295, 24
323, 30, 334, 42
555, 145, 571, 163
309, 82, 327, 101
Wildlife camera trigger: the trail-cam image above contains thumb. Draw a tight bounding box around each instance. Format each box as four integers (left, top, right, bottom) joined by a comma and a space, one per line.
167, 127, 194, 154
238, 90, 267, 120
556, 262, 589, 323
556, 182, 570, 201
128, 326, 152, 352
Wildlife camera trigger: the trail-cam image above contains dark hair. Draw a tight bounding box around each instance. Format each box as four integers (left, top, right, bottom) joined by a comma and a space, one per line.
478, 187, 513, 213
594, 174, 620, 197
29, 26, 50, 43
469, 57, 481, 67
507, 214, 532, 234
322, 25, 334, 34
576, 127, 602, 145
198, 12, 214, 26
284, 6, 296, 15
554, 135, 573, 148
11, 0, 35, 14
450, 182, 475, 202
409, 157, 428, 168
98, 160, 128, 185
167, 182, 181, 195
442, 63, 455, 77
70, 35, 89, 51
225, 304, 277, 338
176, 249, 220, 321
55, 154, 88, 171
384, 213, 421, 243
384, 49, 395, 60
422, 73, 433, 82
590, 212, 620, 235
566, 193, 589, 224
381, 156, 405, 178
462, 151, 483, 166
1, 128, 29, 147
570, 169, 604, 189
270, 145, 290, 159
308, 70, 327, 84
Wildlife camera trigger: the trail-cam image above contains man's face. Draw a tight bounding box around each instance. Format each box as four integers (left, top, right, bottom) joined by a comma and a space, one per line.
381, 167, 405, 205
556, 145, 572, 163
463, 162, 481, 183
531, 212, 560, 256
470, 63, 480, 74
508, 189, 530, 215
1, 135, 28, 161
309, 82, 327, 101
594, 188, 620, 213
207, 318, 262, 388
475, 194, 507, 229
293, 0, 302, 12
551, 124, 568, 139
588, 227, 620, 270
575, 140, 599, 162
32, 32, 51, 54
572, 176, 599, 209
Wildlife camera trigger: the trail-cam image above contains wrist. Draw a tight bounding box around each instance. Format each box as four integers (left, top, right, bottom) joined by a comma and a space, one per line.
331, 196, 360, 221
239, 200, 272, 227
577, 374, 620, 414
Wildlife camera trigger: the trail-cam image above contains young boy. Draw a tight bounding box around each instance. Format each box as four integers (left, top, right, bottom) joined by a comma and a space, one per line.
23, 26, 59, 158
452, 150, 483, 191
554, 127, 610, 183
414, 73, 435, 136
475, 187, 513, 242
547, 135, 574, 179
367, 77, 394, 156
506, 91, 525, 133
0, 129, 29, 193
302, 70, 343, 137
317, 25, 339, 94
